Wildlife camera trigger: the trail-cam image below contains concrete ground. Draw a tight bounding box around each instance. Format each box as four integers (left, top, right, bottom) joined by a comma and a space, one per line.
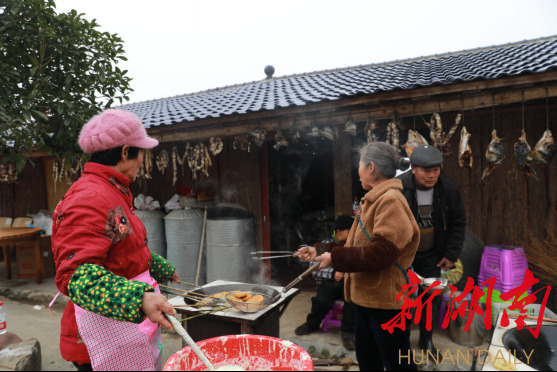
0, 260, 492, 371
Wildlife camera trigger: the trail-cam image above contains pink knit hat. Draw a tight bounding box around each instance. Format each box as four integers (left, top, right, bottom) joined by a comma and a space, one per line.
78, 109, 159, 153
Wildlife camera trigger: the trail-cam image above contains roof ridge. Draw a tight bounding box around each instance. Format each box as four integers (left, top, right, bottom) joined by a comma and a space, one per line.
119, 34, 557, 107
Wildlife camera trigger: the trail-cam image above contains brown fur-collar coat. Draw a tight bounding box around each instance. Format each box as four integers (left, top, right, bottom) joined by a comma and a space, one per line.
331, 178, 419, 309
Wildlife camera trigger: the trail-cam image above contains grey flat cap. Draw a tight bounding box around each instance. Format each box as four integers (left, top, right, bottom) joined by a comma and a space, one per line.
410, 145, 444, 168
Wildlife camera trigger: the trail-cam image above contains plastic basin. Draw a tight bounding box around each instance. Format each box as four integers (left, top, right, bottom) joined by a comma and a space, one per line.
164, 334, 313, 371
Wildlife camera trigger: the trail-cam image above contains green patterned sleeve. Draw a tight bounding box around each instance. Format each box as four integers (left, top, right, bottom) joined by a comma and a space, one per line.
149, 251, 176, 283
68, 263, 154, 324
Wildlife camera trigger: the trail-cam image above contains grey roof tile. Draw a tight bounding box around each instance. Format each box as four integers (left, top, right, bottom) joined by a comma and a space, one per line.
120, 36, 557, 128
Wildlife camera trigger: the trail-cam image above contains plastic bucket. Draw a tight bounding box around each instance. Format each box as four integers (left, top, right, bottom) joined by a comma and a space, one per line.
164, 334, 313, 371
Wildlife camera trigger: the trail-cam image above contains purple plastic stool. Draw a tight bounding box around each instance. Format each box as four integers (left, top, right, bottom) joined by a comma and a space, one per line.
321, 299, 344, 332
477, 245, 529, 293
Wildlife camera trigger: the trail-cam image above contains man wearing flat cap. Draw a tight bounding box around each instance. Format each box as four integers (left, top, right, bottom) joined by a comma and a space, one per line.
397, 145, 466, 354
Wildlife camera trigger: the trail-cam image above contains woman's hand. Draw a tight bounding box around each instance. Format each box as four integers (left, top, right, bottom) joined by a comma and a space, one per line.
334, 272, 344, 282
141, 292, 176, 330
169, 272, 180, 284
293, 245, 316, 261
316, 252, 332, 270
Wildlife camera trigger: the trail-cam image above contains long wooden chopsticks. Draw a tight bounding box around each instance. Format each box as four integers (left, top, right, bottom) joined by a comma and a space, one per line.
507, 313, 557, 324
159, 284, 213, 298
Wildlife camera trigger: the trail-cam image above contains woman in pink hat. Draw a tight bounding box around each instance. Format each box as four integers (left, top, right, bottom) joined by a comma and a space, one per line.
51, 109, 179, 371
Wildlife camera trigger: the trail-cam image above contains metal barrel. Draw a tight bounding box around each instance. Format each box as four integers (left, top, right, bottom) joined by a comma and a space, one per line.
165, 208, 207, 287
136, 209, 167, 258
206, 204, 259, 283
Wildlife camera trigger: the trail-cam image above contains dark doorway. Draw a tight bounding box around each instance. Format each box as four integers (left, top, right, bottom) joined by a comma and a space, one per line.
267, 138, 335, 288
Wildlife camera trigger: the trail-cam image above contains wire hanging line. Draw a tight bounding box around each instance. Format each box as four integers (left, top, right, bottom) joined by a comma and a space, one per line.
492, 94, 496, 131
521, 90, 525, 131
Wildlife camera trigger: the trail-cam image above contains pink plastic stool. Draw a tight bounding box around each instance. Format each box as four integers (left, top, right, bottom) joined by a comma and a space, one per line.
322, 299, 344, 332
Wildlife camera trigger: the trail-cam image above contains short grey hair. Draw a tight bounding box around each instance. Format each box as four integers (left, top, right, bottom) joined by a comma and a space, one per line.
359, 142, 410, 179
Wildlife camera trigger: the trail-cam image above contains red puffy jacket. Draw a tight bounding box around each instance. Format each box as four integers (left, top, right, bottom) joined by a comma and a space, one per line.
52, 162, 152, 364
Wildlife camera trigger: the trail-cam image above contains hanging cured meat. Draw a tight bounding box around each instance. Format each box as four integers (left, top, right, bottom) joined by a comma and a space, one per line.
403, 130, 428, 158
387, 121, 400, 152
427, 112, 462, 156
531, 129, 557, 164
513, 130, 537, 179
481, 130, 506, 180
458, 126, 473, 168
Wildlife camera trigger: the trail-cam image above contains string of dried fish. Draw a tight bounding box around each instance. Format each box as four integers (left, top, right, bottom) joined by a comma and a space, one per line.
156, 149, 169, 174
386, 121, 400, 152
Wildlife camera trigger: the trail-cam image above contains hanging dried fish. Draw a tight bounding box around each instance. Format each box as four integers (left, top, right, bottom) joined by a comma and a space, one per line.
364, 116, 378, 144
319, 126, 335, 141
513, 130, 537, 179
307, 125, 320, 138
289, 120, 302, 143
209, 137, 223, 156
249, 128, 267, 147
458, 126, 473, 168
156, 149, 169, 174
403, 130, 429, 158
481, 130, 506, 180
233, 135, 250, 152
273, 129, 289, 150
531, 129, 557, 164
344, 118, 357, 136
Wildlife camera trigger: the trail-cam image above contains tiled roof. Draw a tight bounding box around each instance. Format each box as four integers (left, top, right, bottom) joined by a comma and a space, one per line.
120, 36, 557, 128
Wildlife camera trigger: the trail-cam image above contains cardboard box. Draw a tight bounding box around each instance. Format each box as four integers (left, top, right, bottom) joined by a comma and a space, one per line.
15, 235, 55, 279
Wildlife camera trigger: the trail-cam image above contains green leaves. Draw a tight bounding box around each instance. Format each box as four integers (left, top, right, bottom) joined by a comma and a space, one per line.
0, 0, 132, 173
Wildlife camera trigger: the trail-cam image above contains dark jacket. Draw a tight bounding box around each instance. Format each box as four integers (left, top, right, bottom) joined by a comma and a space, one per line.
397, 171, 466, 263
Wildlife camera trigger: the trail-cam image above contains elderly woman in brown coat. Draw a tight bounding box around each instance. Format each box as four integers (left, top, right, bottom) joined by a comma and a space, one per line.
296, 142, 420, 371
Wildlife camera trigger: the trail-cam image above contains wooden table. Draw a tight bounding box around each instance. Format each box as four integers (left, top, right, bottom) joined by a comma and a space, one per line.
0, 227, 43, 284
